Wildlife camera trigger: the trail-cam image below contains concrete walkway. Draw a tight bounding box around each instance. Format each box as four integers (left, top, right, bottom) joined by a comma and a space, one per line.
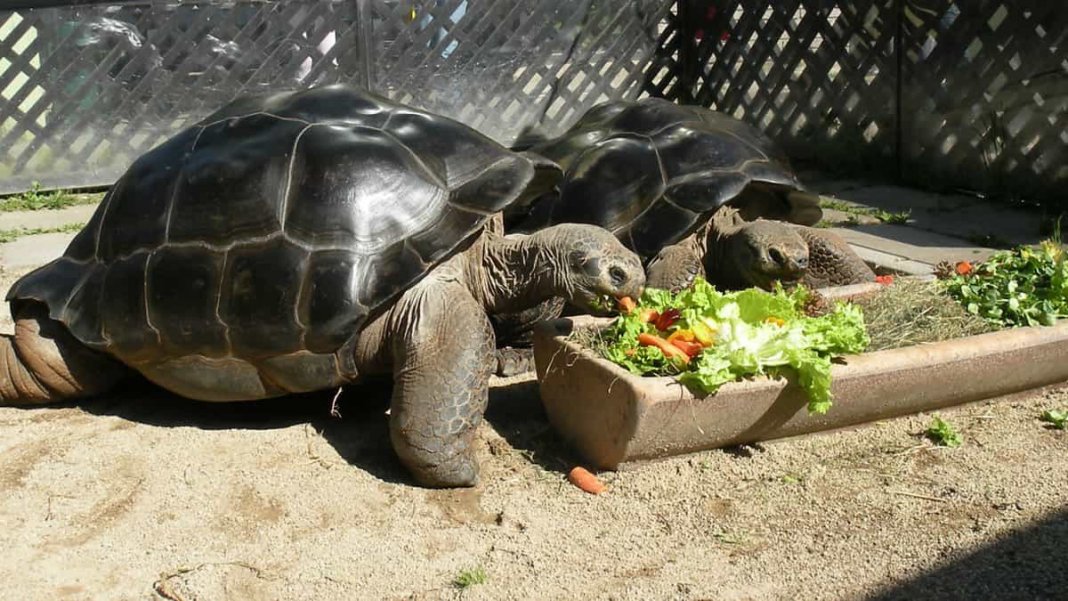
0, 175, 1048, 275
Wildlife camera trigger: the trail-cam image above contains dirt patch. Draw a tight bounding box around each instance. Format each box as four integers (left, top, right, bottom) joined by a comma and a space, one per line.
3, 267, 1068, 600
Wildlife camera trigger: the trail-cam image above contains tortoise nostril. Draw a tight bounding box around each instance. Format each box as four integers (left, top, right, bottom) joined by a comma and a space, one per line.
768, 247, 786, 266
609, 265, 628, 287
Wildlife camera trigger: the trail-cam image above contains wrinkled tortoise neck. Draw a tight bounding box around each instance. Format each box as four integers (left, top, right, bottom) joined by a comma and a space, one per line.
703, 205, 751, 288
471, 230, 563, 314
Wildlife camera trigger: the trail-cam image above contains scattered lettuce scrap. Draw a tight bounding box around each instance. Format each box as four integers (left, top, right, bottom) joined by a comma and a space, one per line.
1040, 410, 1067, 430
600, 277, 869, 414
925, 416, 963, 447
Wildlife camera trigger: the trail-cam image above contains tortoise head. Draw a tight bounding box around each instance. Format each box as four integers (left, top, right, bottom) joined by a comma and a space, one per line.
539, 224, 645, 314
726, 220, 809, 290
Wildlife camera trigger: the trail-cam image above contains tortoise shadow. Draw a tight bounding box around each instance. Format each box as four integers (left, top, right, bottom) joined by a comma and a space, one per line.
482, 376, 583, 474
26, 372, 572, 485
67, 374, 416, 485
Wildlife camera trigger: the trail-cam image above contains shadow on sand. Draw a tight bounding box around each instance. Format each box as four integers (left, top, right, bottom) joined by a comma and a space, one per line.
867, 506, 1068, 600
34, 372, 574, 485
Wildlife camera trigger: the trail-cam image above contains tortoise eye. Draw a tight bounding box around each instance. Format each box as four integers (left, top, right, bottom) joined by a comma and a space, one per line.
609, 265, 628, 286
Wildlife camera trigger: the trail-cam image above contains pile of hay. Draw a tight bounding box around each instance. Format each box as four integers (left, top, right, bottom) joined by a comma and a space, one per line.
855, 278, 997, 351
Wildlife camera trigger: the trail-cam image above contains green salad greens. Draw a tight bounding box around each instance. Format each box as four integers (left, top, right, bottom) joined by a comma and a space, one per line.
600, 277, 870, 414
942, 240, 1068, 327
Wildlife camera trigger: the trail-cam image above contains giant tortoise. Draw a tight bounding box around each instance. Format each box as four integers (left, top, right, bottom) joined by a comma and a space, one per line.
491, 98, 875, 375
506, 96, 875, 291
0, 84, 644, 488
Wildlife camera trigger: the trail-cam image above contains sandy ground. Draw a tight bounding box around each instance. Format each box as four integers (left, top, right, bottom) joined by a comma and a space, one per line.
2, 265, 1068, 601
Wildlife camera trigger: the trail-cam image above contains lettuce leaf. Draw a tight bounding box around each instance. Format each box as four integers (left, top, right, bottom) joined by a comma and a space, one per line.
598, 277, 870, 414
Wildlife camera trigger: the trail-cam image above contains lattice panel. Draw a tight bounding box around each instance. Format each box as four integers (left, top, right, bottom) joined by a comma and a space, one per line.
0, 0, 671, 194
686, 1, 899, 174
640, 0, 684, 100
371, 0, 669, 143
899, 1, 1068, 202
0, 1, 364, 194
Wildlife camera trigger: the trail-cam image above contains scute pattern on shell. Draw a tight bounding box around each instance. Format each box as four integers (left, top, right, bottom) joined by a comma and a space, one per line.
8, 84, 535, 371
508, 97, 806, 261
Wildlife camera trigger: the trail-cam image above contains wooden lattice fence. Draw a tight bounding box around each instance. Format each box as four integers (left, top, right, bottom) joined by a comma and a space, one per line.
899, 1, 1067, 203
1, 0, 1064, 205
0, 0, 669, 194
652, 0, 1067, 206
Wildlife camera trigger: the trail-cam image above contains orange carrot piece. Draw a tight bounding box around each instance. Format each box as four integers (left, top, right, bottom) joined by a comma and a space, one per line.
955, 261, 973, 276
671, 339, 705, 358
568, 466, 607, 494
617, 296, 637, 313
638, 333, 691, 363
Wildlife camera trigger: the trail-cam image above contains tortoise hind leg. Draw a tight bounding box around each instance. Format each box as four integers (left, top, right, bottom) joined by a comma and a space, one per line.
0, 301, 125, 405
386, 278, 495, 487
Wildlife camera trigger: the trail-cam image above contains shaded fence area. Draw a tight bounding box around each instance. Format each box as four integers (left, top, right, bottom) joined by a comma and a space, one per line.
0, 0, 668, 193
0, 0, 1065, 206
651, 0, 1067, 205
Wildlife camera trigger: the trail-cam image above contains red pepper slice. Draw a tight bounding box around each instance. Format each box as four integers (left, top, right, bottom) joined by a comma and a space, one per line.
654, 308, 681, 332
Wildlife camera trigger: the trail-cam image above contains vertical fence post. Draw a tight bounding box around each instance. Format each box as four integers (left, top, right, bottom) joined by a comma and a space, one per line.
893, 0, 904, 182
356, 0, 374, 92
675, 0, 699, 103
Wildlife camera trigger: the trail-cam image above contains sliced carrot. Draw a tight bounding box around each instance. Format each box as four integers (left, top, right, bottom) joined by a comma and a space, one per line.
568, 466, 607, 494
617, 296, 637, 313
955, 261, 973, 276
638, 332, 691, 364
875, 274, 895, 285
764, 316, 786, 327
671, 339, 705, 358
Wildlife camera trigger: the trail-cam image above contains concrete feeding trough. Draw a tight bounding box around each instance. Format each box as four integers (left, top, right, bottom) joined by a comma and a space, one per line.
532, 283, 1068, 470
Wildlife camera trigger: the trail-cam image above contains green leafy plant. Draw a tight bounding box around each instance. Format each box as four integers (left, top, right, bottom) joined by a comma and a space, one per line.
452, 567, 487, 589
873, 209, 911, 224
925, 416, 963, 447
593, 278, 869, 414
818, 197, 910, 225
0, 182, 99, 212
1039, 410, 1067, 430
942, 239, 1068, 327
0, 222, 85, 243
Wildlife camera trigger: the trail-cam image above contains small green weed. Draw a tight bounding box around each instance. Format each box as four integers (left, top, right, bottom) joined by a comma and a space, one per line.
873, 209, 911, 224
0, 222, 85, 243
925, 416, 963, 447
452, 567, 487, 589
0, 183, 101, 212
712, 530, 747, 545
819, 196, 910, 225
1039, 410, 1067, 430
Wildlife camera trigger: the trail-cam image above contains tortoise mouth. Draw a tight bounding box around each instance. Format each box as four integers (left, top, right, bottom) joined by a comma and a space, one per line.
749, 269, 804, 291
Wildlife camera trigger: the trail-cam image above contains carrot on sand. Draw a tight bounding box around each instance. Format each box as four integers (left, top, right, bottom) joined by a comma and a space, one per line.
568, 466, 607, 494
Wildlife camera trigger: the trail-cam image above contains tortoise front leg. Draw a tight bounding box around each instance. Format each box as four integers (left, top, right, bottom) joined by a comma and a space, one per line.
386, 279, 495, 487
1, 301, 125, 405
645, 233, 704, 292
